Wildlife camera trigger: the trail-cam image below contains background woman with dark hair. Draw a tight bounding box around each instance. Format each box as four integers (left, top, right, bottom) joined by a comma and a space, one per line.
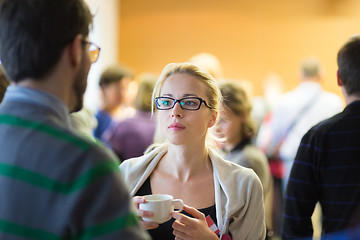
216, 80, 273, 238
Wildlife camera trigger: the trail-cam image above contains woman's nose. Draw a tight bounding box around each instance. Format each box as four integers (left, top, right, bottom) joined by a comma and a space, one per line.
171, 101, 183, 118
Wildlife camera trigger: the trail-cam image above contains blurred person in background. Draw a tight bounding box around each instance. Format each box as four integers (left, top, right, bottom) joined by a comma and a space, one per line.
70, 107, 98, 141
256, 56, 343, 237
282, 35, 360, 240
103, 73, 157, 161
216, 80, 273, 239
257, 56, 343, 192
0, 0, 149, 239
189, 52, 224, 80
251, 72, 283, 136
93, 64, 135, 140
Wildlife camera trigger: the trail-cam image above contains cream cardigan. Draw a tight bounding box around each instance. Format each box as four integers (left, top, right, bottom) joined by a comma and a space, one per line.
120, 145, 266, 240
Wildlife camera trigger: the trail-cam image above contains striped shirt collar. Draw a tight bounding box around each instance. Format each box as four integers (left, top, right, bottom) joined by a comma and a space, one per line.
3, 85, 72, 129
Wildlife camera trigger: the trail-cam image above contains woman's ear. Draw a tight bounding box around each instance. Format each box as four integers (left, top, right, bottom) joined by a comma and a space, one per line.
208, 111, 218, 128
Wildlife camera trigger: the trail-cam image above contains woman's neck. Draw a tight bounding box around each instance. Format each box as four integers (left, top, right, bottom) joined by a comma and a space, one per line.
159, 144, 212, 182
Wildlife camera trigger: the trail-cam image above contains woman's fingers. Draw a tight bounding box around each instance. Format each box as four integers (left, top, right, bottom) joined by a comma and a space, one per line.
133, 196, 153, 218
132, 196, 146, 208
136, 208, 154, 218
172, 204, 205, 226
183, 205, 206, 220
132, 196, 159, 230
172, 216, 188, 232
173, 228, 189, 239
172, 211, 193, 227
172, 205, 218, 240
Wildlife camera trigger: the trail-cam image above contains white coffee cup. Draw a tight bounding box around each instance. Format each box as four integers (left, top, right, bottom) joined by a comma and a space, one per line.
139, 194, 184, 224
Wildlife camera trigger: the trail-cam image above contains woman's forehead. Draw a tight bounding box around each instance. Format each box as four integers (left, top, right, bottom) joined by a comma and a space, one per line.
160, 73, 207, 96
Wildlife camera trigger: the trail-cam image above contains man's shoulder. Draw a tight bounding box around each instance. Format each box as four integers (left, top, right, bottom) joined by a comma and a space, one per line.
0, 109, 120, 168
0, 113, 122, 193
303, 110, 346, 142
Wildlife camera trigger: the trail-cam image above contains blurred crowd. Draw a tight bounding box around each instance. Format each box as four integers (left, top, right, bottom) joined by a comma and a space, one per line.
1, 51, 346, 239
67, 52, 343, 239
1, 1, 360, 238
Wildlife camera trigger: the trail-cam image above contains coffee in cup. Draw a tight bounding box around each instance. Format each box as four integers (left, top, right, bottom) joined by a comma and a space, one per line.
139, 194, 184, 224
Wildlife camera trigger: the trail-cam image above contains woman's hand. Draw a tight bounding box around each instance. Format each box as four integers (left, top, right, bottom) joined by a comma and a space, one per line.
132, 196, 159, 230
172, 205, 219, 240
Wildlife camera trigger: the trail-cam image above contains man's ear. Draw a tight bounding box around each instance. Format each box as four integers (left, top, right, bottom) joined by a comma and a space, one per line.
337, 70, 343, 87
68, 34, 83, 69
208, 111, 218, 128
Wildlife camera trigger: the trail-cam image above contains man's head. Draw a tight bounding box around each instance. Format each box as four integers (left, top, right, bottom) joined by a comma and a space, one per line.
337, 35, 360, 97
99, 65, 133, 111
0, 0, 93, 83
99, 65, 133, 88
189, 53, 223, 80
0, 0, 94, 113
299, 56, 323, 82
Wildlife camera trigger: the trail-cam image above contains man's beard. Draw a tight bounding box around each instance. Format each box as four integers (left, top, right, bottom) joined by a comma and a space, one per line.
70, 61, 88, 113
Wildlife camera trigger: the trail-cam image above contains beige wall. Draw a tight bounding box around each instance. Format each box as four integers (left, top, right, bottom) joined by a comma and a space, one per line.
118, 0, 360, 97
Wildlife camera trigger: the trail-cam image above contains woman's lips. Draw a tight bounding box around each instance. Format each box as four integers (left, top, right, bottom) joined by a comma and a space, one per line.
168, 123, 185, 131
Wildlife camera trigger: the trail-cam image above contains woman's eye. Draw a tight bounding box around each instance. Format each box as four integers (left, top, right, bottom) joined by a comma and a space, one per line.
184, 100, 196, 106
161, 100, 170, 106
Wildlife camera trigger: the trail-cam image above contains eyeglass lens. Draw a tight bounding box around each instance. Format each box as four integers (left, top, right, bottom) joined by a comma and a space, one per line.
89, 50, 99, 63
89, 45, 99, 63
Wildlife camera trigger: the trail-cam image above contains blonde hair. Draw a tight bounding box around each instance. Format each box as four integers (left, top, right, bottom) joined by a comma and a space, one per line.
149, 62, 222, 150
219, 81, 256, 142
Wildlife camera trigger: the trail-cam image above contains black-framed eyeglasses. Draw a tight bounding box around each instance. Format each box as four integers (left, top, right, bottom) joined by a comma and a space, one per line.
82, 40, 101, 63
155, 96, 213, 111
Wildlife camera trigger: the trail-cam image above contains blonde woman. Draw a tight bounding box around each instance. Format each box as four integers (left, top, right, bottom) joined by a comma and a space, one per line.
120, 63, 265, 240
